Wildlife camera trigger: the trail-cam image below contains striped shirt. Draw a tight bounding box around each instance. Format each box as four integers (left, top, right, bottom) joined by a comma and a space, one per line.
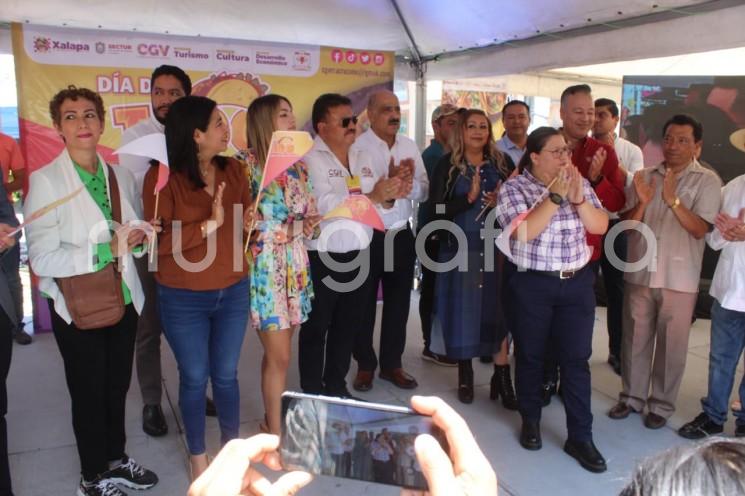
495, 168, 602, 271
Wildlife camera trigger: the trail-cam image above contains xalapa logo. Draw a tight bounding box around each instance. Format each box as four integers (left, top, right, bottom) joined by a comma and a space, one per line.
33, 36, 51, 53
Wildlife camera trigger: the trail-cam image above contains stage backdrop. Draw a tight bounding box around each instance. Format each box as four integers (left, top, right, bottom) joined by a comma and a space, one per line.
11, 22, 394, 332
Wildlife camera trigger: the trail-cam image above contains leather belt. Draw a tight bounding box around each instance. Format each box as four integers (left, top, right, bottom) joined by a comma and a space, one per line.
526, 266, 585, 279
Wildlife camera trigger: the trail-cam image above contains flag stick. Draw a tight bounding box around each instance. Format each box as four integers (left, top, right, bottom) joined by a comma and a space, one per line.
149, 190, 160, 264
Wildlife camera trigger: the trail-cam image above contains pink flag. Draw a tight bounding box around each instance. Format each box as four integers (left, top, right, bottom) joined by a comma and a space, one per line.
495, 210, 529, 257
259, 131, 314, 190
115, 133, 169, 193
323, 195, 385, 231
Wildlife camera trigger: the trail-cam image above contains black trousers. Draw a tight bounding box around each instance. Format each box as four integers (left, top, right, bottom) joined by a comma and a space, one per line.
600, 220, 628, 358
354, 228, 416, 371
0, 309, 12, 496
50, 301, 137, 480
542, 260, 600, 385
299, 250, 372, 395
503, 263, 596, 442
417, 234, 439, 351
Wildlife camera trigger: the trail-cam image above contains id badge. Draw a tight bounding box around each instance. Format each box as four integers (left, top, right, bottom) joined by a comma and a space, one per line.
346, 175, 362, 195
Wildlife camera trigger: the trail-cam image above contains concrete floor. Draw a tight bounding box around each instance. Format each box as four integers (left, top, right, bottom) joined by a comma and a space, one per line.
6, 292, 744, 496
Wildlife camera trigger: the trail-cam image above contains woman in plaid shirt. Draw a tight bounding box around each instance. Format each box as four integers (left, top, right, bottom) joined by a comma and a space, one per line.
495, 126, 609, 473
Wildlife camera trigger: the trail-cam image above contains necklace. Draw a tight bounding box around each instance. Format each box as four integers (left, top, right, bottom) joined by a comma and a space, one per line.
199, 164, 210, 177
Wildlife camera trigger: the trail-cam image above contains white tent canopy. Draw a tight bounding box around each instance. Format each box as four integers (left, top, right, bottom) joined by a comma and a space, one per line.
2, 0, 745, 77
3, 0, 745, 144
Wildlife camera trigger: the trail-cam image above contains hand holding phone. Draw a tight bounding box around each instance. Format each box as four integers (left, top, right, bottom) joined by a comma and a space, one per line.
402, 396, 497, 496
187, 434, 312, 496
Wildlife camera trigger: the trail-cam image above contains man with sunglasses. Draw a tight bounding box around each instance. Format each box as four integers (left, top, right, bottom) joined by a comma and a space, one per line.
300, 93, 398, 398
350, 90, 429, 392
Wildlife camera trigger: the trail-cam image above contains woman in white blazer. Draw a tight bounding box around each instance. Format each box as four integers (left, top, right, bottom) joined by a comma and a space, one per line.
24, 86, 157, 496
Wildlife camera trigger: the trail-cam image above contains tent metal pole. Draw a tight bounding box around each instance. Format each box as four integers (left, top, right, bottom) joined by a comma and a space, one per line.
414, 71, 427, 150
389, 0, 427, 149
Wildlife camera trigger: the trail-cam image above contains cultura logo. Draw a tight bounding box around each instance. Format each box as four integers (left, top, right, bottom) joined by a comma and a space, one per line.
33, 37, 51, 53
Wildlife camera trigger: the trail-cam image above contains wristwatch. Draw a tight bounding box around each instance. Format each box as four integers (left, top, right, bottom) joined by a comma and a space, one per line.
549, 193, 563, 205
668, 197, 680, 209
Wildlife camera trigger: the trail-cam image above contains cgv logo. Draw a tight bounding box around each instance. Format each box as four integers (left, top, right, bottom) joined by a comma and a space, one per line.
137, 44, 170, 57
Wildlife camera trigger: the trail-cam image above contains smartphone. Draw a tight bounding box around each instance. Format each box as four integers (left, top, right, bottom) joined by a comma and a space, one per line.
279, 392, 447, 490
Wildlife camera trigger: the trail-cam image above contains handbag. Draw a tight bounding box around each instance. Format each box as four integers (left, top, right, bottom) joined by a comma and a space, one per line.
56, 164, 125, 330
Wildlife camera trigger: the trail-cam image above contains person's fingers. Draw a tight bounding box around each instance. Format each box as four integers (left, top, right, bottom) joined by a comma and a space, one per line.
410, 395, 484, 473
267, 471, 313, 496
214, 182, 226, 205
413, 434, 458, 495
245, 466, 273, 495
193, 436, 275, 495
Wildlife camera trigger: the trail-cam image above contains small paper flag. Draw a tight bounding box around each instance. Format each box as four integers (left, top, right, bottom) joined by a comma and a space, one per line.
322, 195, 385, 231
115, 133, 170, 193
9, 186, 85, 236
259, 131, 314, 190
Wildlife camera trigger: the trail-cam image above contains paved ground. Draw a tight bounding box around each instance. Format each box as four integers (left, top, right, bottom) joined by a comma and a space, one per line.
7, 289, 744, 495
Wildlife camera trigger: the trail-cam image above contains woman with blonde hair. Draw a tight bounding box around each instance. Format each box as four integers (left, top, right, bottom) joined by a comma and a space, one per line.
428, 108, 516, 404
242, 94, 319, 434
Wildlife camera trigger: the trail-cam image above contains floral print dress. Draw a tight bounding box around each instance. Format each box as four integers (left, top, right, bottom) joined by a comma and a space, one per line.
243, 150, 317, 331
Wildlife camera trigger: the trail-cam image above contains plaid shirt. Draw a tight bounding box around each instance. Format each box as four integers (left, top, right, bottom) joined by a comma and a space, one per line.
495, 169, 602, 271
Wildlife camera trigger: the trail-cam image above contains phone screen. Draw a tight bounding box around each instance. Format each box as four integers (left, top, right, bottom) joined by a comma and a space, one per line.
279, 392, 445, 490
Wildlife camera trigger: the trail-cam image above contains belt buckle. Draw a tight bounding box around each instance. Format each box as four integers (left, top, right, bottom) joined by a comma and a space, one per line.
559, 270, 572, 279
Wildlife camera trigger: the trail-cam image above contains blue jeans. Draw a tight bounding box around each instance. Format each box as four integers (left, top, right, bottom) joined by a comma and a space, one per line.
157, 278, 249, 455
702, 299, 745, 426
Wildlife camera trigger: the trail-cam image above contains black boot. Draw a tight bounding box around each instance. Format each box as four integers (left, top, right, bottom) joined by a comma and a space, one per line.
457, 360, 474, 404
490, 364, 518, 410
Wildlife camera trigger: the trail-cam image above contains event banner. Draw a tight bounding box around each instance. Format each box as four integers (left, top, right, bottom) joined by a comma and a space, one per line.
12, 22, 393, 332
11, 22, 394, 175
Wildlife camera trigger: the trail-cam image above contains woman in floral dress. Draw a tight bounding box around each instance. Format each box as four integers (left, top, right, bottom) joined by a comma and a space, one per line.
243, 94, 319, 434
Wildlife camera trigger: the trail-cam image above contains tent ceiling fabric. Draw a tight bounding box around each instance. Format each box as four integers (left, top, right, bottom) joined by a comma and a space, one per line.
1, 0, 743, 78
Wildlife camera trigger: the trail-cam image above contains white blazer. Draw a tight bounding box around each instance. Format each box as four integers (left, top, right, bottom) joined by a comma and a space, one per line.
24, 149, 145, 324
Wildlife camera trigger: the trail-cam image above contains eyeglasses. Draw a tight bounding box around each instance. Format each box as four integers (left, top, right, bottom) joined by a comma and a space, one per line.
341, 115, 358, 128
543, 147, 571, 158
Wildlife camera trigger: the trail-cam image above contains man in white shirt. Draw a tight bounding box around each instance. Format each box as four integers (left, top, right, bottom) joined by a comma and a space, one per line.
593, 97, 645, 375
350, 90, 429, 392
118, 65, 191, 437
300, 93, 397, 398
678, 130, 745, 440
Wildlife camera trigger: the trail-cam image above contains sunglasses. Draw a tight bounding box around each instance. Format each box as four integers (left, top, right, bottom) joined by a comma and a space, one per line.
341, 115, 358, 128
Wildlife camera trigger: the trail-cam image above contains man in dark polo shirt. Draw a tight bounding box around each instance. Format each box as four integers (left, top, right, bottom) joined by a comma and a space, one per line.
542, 84, 625, 405
418, 104, 458, 367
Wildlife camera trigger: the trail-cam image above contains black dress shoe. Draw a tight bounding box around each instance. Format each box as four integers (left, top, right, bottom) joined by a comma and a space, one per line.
379, 368, 418, 389
142, 405, 168, 437
519, 420, 542, 450
206, 396, 217, 417
736, 423, 745, 437
564, 440, 607, 473
644, 412, 667, 429
678, 412, 723, 439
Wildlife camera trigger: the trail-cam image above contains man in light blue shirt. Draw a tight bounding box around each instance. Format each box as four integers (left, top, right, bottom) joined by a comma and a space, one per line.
496, 100, 530, 166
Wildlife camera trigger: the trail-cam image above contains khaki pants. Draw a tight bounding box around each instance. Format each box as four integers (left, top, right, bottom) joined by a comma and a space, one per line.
619, 283, 697, 418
